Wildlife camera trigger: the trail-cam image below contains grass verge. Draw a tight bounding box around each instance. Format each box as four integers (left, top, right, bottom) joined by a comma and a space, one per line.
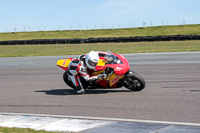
0, 24, 200, 41
0, 40, 200, 57
0, 127, 63, 133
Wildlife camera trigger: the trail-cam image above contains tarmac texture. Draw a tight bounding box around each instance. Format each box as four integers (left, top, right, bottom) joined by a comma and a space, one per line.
0, 52, 200, 132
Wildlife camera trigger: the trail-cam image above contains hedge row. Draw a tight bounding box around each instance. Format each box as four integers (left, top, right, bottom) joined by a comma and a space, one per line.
0, 35, 200, 45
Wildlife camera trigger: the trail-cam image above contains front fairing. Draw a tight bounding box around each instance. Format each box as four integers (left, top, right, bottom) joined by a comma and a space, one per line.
103, 52, 130, 75
90, 51, 130, 88
92, 51, 130, 75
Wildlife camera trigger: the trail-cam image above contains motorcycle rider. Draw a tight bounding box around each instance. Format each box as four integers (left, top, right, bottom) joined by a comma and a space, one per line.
67, 51, 108, 94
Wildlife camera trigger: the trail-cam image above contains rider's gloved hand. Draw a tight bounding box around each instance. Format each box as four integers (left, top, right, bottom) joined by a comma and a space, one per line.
97, 74, 107, 80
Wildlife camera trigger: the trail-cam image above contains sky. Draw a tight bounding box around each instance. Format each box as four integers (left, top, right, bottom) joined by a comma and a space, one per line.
0, 0, 200, 32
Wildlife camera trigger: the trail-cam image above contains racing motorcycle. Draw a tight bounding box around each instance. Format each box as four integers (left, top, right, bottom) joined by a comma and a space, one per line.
57, 51, 145, 92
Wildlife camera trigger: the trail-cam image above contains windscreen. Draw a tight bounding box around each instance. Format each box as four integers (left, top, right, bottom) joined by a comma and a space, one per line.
104, 50, 122, 64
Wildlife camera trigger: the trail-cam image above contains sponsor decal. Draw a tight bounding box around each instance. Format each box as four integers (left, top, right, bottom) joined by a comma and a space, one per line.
111, 76, 120, 84
63, 59, 66, 66
115, 67, 121, 71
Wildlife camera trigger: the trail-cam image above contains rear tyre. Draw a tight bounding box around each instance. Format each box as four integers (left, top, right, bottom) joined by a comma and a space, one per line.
123, 71, 146, 91
63, 71, 75, 89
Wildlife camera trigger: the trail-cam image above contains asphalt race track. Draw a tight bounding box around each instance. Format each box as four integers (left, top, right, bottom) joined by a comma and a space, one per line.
0, 52, 200, 124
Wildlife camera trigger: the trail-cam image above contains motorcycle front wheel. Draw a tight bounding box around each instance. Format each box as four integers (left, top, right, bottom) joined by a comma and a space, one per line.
123, 71, 146, 91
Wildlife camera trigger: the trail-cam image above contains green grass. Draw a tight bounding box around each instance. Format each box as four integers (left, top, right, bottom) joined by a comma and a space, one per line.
0, 24, 200, 57
0, 40, 200, 57
0, 24, 200, 41
0, 127, 63, 133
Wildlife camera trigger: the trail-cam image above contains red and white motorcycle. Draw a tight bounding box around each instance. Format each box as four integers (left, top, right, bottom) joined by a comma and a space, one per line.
57, 51, 145, 91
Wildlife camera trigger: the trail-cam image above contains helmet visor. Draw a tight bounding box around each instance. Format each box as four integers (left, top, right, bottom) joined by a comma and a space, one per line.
88, 60, 98, 67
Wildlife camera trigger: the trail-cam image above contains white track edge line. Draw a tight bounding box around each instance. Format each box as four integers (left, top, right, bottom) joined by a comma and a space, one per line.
0, 112, 200, 127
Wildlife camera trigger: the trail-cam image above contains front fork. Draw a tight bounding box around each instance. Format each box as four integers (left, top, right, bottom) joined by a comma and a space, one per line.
121, 70, 137, 89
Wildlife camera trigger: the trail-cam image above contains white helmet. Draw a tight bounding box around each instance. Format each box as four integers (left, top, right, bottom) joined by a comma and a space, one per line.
85, 51, 99, 69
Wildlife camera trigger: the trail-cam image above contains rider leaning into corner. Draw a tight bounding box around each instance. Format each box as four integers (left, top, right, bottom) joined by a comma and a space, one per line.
67, 51, 110, 94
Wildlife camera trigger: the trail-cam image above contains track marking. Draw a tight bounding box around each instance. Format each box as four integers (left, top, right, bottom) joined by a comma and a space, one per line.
1, 112, 200, 127
0, 113, 110, 132
149, 125, 174, 133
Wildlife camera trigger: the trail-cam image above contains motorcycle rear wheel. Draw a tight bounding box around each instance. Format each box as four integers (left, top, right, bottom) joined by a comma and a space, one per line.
63, 72, 90, 89
63, 71, 75, 89
124, 71, 146, 91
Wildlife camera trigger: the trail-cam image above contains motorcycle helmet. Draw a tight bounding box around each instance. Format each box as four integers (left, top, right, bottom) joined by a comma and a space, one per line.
85, 51, 99, 69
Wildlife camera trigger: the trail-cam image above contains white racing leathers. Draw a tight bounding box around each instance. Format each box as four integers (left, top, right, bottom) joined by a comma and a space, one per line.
67, 52, 108, 94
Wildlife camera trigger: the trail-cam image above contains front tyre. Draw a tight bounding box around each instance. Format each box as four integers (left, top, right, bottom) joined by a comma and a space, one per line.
123, 71, 146, 91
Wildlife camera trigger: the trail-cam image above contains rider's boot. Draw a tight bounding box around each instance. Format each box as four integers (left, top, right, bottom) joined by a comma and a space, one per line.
76, 88, 85, 94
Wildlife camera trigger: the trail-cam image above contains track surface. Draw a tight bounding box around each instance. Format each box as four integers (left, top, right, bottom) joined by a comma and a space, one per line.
0, 52, 200, 123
